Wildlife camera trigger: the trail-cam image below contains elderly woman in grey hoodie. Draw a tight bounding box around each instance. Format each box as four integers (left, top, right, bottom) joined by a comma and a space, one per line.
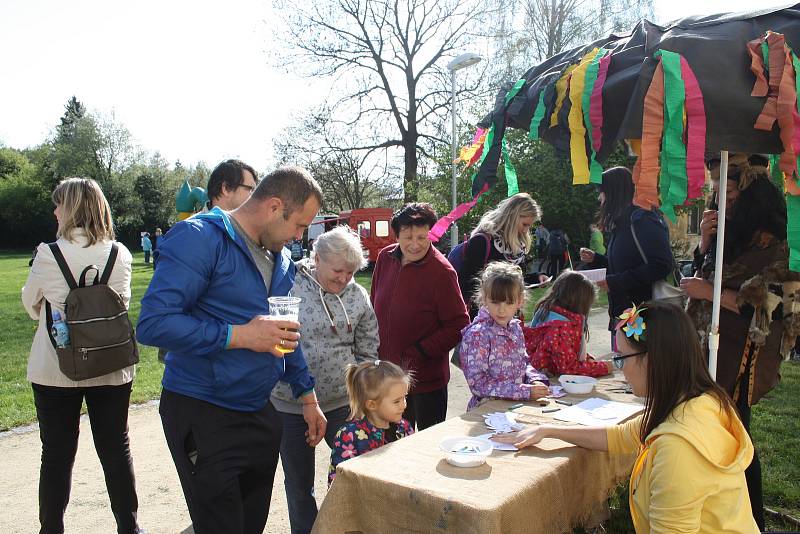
271, 225, 379, 534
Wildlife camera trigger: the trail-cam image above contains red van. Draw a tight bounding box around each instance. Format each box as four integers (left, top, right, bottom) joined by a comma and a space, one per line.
311, 208, 396, 265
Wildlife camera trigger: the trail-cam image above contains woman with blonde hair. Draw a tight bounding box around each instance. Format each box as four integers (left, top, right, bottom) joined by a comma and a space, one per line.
457, 193, 548, 318
22, 177, 142, 534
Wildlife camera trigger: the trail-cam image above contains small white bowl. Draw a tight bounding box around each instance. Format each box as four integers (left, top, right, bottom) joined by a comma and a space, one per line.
439, 436, 493, 467
559, 375, 597, 395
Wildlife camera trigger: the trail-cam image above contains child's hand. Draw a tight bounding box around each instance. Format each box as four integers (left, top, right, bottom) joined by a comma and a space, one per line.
529, 381, 549, 400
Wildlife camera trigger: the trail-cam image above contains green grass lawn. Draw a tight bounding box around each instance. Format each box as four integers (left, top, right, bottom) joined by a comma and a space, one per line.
2, 251, 797, 529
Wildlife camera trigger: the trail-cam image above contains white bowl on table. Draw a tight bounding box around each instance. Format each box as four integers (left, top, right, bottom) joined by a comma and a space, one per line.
439, 436, 493, 468
559, 375, 597, 395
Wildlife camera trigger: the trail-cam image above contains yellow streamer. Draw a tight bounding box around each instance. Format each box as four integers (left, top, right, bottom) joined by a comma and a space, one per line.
568, 48, 602, 184
550, 64, 579, 127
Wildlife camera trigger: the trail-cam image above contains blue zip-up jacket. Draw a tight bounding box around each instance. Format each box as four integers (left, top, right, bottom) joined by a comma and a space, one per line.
136, 208, 315, 411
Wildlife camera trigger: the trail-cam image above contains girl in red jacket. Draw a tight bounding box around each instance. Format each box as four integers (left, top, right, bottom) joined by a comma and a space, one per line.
524, 271, 613, 378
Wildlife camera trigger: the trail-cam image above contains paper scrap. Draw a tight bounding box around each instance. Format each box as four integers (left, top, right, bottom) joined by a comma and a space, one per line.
553, 398, 642, 426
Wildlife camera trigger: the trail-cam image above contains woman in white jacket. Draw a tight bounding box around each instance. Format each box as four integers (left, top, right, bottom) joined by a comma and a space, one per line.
22, 177, 142, 534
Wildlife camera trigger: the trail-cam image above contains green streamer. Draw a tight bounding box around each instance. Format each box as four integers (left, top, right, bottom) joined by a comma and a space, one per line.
505, 78, 526, 106
502, 138, 519, 195
762, 41, 769, 75
787, 195, 800, 272
582, 49, 608, 184
655, 50, 688, 222
473, 79, 526, 196
769, 154, 784, 191
529, 90, 547, 140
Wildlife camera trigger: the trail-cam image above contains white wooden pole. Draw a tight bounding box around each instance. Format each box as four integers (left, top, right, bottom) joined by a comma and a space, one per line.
708, 150, 729, 380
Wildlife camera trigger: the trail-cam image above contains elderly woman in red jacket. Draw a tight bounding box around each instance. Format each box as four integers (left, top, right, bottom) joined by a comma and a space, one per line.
370, 203, 470, 430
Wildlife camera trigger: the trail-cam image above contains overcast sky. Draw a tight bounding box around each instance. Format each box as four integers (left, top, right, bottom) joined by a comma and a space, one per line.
0, 0, 792, 171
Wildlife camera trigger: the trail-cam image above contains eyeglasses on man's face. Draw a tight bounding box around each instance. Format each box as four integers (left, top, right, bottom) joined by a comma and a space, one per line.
238, 183, 255, 193
611, 350, 646, 370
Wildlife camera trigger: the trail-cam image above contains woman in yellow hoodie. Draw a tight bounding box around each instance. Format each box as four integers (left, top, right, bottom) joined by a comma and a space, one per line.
495, 301, 759, 533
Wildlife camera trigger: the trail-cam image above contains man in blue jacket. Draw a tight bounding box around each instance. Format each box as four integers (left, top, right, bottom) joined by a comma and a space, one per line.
137, 166, 326, 534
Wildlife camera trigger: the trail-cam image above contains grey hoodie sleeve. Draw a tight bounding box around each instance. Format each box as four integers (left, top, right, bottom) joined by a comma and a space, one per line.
353, 285, 379, 362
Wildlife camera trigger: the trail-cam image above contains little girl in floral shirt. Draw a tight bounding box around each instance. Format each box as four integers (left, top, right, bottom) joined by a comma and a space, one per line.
328, 360, 414, 485
461, 262, 550, 410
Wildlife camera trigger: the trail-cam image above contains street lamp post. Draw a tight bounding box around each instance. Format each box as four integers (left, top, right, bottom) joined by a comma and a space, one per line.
448, 52, 482, 250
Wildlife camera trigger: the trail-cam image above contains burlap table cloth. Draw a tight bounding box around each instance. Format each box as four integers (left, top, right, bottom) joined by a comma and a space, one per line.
312, 374, 642, 534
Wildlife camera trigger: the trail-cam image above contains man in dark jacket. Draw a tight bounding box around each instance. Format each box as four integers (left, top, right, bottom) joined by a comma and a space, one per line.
137, 166, 326, 534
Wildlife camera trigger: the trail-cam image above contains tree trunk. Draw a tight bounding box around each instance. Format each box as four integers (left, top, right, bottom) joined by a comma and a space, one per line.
403, 138, 418, 203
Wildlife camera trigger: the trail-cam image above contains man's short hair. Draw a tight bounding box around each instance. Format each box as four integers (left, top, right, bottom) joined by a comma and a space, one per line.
207, 159, 258, 202
390, 203, 438, 235
252, 166, 323, 215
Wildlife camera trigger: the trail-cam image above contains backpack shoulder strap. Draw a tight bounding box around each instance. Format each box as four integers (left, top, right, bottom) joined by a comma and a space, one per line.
44, 300, 58, 350
100, 243, 119, 284
628, 211, 648, 265
479, 232, 492, 264
48, 243, 78, 289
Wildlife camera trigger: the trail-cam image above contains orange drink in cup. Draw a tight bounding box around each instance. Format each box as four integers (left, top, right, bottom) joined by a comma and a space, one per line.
267, 296, 301, 354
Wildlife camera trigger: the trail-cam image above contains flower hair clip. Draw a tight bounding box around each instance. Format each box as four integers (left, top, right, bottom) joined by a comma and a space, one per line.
615, 304, 647, 341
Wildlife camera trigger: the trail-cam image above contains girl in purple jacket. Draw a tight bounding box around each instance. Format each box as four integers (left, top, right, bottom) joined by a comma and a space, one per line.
461, 262, 549, 410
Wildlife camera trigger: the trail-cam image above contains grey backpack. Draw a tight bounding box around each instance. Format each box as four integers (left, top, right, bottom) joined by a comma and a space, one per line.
45, 243, 139, 381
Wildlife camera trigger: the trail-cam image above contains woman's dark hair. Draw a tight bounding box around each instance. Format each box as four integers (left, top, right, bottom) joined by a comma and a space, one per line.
391, 203, 438, 235
619, 301, 737, 442
207, 159, 258, 202
708, 173, 787, 263
598, 166, 635, 232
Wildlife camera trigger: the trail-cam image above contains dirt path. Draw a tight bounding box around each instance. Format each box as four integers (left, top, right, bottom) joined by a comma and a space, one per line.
0, 310, 612, 534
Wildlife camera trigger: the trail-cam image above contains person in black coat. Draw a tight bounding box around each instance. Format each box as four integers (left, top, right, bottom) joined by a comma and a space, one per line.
580, 167, 674, 349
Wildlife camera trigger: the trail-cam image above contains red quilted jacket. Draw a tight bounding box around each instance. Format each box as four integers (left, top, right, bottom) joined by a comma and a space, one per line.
523, 305, 610, 378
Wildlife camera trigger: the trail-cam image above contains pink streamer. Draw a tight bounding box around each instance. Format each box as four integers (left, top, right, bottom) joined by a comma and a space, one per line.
590, 54, 612, 152
428, 183, 490, 242
472, 127, 487, 144
680, 57, 707, 200
792, 106, 800, 155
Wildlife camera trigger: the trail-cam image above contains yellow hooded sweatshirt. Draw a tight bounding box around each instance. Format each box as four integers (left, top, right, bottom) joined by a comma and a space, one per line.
606, 393, 759, 533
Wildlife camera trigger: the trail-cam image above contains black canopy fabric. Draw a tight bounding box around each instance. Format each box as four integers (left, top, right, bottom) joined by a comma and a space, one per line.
472, 3, 800, 196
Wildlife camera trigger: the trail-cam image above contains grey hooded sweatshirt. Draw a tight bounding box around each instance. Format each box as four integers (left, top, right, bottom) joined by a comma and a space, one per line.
271, 260, 379, 415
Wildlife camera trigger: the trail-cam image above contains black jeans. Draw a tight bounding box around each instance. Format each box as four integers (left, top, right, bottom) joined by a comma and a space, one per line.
32, 381, 139, 534
403, 386, 448, 430
159, 389, 282, 534
278, 405, 350, 534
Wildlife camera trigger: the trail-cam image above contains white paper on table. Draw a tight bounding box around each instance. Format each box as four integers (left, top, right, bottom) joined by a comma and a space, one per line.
479, 432, 518, 451
580, 268, 606, 283
553, 398, 642, 426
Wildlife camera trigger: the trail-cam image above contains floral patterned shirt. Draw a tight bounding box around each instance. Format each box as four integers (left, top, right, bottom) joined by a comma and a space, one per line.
328, 417, 414, 485
460, 307, 533, 410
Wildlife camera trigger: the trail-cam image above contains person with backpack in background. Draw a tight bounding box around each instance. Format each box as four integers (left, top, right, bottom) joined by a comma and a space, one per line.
546, 227, 569, 277
21, 177, 144, 534
453, 193, 548, 320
